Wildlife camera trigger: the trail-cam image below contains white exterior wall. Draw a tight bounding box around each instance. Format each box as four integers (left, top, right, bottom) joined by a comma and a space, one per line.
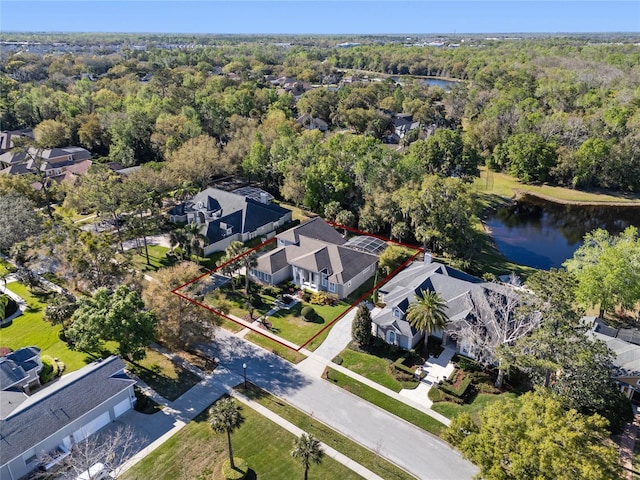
1, 386, 135, 480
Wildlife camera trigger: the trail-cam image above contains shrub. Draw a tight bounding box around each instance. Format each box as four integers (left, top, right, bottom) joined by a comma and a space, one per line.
222, 457, 248, 480
456, 356, 479, 372
262, 285, 280, 297
333, 355, 343, 365
301, 290, 312, 302
301, 306, 316, 321
39, 355, 59, 384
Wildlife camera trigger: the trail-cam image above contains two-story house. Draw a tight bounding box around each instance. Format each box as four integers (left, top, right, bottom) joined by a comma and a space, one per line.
168, 187, 292, 255
250, 218, 382, 299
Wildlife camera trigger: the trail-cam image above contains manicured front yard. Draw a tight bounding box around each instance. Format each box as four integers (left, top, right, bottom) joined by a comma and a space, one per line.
120, 397, 363, 480
242, 384, 413, 480
431, 391, 518, 422
3, 282, 91, 372
325, 367, 446, 437
335, 346, 420, 392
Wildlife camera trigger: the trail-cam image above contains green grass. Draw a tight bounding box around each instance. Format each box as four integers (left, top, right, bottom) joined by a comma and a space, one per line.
338, 348, 408, 392
244, 332, 306, 364
0, 259, 15, 277
2, 283, 92, 372
125, 348, 202, 401
431, 392, 518, 423
120, 397, 363, 480
130, 245, 174, 272
474, 166, 640, 205
325, 367, 446, 437
242, 385, 414, 480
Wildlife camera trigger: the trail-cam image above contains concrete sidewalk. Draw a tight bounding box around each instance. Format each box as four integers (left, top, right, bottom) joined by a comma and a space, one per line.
232, 390, 385, 480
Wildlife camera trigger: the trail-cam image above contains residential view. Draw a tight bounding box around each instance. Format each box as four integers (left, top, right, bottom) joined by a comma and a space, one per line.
1, 1, 640, 479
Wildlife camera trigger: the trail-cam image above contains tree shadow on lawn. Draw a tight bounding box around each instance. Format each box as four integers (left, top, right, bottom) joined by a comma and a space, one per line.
127, 359, 201, 401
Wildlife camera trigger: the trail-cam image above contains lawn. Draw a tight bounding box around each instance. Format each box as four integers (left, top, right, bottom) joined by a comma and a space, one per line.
120, 396, 363, 480
242, 384, 414, 480
129, 245, 175, 272
2, 282, 92, 372
431, 392, 517, 421
125, 348, 202, 401
3, 282, 200, 399
1, 258, 15, 277
325, 367, 446, 437
474, 166, 640, 205
336, 347, 419, 392
244, 332, 306, 364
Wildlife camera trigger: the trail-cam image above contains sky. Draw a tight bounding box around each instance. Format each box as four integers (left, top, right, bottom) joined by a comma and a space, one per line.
1, 1, 639, 35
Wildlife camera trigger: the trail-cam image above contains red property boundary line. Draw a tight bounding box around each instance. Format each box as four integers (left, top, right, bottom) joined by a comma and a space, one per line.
172, 221, 423, 352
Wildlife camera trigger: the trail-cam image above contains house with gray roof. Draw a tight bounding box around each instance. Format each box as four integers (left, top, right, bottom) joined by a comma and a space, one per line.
250, 218, 379, 299
168, 187, 292, 255
373, 258, 507, 353
0, 356, 136, 480
0, 346, 43, 394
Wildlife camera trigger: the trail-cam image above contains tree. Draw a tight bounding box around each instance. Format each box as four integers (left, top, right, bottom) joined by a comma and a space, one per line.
143, 263, 218, 350
455, 284, 540, 388
564, 226, 640, 317
36, 425, 142, 480
166, 134, 232, 189
0, 194, 43, 251
445, 391, 620, 480
502, 132, 557, 183
0, 294, 8, 321
224, 241, 257, 293
407, 290, 448, 352
33, 119, 69, 147
67, 286, 156, 361
209, 398, 245, 470
377, 245, 412, 277
291, 433, 324, 480
352, 303, 373, 346
44, 292, 77, 325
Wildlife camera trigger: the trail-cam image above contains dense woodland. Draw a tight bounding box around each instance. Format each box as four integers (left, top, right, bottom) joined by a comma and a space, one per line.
1, 34, 639, 479
2, 34, 639, 267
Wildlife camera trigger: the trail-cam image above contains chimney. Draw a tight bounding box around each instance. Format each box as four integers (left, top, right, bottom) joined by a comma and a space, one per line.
424, 252, 433, 264
260, 192, 270, 204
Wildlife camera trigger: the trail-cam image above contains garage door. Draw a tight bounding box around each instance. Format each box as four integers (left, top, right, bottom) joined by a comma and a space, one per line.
73, 411, 110, 442
113, 398, 131, 418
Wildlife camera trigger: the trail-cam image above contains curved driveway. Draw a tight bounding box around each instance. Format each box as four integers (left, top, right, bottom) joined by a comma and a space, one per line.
201, 330, 478, 480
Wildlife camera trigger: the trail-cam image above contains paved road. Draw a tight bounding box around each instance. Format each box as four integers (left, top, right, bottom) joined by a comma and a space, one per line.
200, 329, 478, 480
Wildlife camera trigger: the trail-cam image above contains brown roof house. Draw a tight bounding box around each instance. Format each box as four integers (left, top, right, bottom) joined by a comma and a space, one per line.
249, 218, 379, 299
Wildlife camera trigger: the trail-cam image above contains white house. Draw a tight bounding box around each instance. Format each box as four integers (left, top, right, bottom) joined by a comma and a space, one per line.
0, 356, 136, 480
250, 218, 382, 299
168, 187, 292, 255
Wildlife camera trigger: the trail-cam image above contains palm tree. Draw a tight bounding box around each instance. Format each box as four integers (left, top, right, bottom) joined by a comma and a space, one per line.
291, 433, 324, 480
209, 398, 245, 470
406, 289, 448, 352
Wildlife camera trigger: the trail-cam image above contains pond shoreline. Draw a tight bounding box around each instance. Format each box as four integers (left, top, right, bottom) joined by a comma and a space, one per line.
513, 189, 640, 207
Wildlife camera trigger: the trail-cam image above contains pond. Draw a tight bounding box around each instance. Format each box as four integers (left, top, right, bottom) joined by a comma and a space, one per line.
485, 195, 640, 270
390, 76, 461, 91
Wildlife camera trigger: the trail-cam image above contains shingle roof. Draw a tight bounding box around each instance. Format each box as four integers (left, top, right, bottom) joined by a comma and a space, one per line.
255, 247, 290, 274
0, 357, 135, 466
374, 261, 506, 334
277, 217, 346, 246
0, 360, 27, 391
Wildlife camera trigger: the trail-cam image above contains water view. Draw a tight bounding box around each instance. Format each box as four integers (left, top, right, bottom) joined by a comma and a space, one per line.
485, 195, 640, 270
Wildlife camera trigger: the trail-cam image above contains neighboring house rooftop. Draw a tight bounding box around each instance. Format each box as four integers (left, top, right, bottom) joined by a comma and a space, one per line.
0, 356, 134, 466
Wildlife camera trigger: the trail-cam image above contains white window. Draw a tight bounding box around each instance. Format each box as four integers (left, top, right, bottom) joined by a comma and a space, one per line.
265, 274, 271, 283
321, 274, 328, 287
393, 308, 402, 318
328, 282, 336, 293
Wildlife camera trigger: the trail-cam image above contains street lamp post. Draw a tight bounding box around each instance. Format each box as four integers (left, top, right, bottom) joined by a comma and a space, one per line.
242, 363, 247, 389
